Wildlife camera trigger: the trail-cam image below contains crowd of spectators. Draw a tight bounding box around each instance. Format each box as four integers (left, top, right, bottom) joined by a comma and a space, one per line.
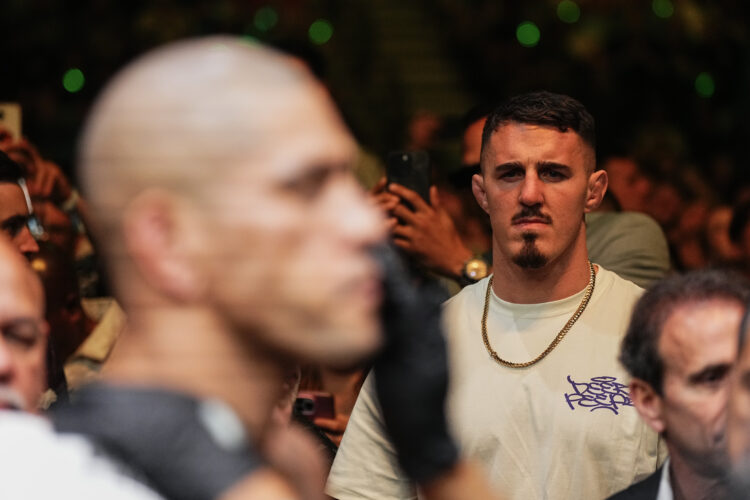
2, 35, 750, 500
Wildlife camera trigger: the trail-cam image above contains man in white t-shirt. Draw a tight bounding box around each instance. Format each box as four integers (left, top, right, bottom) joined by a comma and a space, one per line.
328, 91, 664, 500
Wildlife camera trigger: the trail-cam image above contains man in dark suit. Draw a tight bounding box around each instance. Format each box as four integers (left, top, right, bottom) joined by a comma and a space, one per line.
611, 270, 750, 500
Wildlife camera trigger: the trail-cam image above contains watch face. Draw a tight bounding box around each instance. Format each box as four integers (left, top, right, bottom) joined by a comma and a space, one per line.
465, 258, 488, 280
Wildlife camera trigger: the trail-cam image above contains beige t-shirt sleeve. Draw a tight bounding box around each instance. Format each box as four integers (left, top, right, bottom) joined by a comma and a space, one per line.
326, 374, 418, 500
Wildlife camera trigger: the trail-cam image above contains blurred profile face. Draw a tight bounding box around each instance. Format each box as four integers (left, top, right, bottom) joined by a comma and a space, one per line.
441, 117, 487, 232
0, 182, 39, 257
204, 82, 384, 365
648, 182, 683, 227
474, 123, 601, 269
0, 246, 47, 412
706, 206, 742, 263
604, 157, 651, 212
460, 117, 486, 167
655, 300, 742, 475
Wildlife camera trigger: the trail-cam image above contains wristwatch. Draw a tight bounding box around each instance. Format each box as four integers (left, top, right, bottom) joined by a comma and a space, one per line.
459, 256, 489, 286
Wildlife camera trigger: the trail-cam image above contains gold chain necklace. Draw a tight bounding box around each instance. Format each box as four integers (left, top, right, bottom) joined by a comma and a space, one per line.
481, 261, 596, 368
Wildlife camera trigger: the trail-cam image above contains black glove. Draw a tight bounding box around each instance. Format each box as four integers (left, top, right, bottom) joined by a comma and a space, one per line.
372, 244, 459, 484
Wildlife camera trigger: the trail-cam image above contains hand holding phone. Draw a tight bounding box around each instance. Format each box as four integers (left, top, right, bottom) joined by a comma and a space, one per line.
385, 150, 431, 208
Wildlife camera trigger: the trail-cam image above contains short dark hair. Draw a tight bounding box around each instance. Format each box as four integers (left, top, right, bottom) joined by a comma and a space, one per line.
0, 150, 25, 183
481, 90, 596, 155
620, 270, 750, 395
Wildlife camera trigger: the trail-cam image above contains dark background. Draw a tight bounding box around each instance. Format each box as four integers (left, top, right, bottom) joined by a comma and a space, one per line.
1, 0, 748, 201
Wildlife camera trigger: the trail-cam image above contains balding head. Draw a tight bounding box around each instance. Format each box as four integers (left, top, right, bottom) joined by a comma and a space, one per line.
79, 37, 383, 365
0, 235, 47, 412
80, 37, 343, 217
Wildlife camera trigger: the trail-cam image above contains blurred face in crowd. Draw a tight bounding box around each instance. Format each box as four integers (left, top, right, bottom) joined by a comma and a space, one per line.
637, 300, 742, 476
604, 157, 651, 213
460, 117, 486, 167
473, 122, 605, 270
706, 206, 742, 263
203, 81, 385, 365
439, 117, 488, 234
0, 181, 39, 257
729, 317, 750, 469
0, 237, 47, 412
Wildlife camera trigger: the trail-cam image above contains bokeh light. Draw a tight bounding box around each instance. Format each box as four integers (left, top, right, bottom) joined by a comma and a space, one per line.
62, 68, 85, 93
695, 72, 715, 98
557, 1, 581, 24
652, 0, 674, 19
516, 22, 541, 48
254, 6, 278, 32
309, 19, 333, 45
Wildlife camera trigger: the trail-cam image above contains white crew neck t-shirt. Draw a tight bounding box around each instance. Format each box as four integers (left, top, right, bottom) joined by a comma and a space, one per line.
328, 267, 665, 500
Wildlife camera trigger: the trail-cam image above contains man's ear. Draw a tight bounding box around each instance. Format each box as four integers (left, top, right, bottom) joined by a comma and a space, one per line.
584, 169, 608, 213
122, 188, 207, 302
472, 173, 490, 214
629, 378, 666, 434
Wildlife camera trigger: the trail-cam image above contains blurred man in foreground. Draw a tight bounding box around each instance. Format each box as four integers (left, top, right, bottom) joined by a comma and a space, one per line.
613, 271, 749, 499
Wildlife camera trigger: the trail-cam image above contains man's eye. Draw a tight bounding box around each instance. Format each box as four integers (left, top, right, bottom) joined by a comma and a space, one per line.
1, 218, 26, 238
499, 169, 523, 181
693, 366, 730, 386
2, 321, 41, 349
284, 169, 333, 200
540, 169, 565, 181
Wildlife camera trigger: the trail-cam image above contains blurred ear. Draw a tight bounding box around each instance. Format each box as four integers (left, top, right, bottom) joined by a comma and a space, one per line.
472, 173, 489, 214
123, 188, 206, 302
584, 170, 608, 213
629, 378, 666, 434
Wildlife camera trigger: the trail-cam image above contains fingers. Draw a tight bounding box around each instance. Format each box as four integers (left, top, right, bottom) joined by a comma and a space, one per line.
311, 416, 346, 434
388, 183, 430, 212
391, 203, 418, 225
391, 224, 413, 239
392, 238, 413, 253
374, 192, 400, 213
371, 176, 388, 194
429, 185, 441, 208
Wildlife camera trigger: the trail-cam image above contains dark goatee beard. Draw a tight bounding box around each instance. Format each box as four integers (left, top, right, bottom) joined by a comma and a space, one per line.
512, 233, 548, 269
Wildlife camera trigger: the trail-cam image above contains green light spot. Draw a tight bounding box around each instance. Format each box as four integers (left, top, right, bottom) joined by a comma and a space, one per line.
557, 1, 580, 23
62, 68, 85, 93
695, 72, 715, 98
516, 21, 540, 48
652, 0, 674, 19
254, 6, 278, 32
309, 19, 333, 45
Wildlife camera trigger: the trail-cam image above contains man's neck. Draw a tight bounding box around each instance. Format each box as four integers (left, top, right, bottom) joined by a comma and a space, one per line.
103, 306, 288, 441
668, 452, 728, 500
491, 233, 592, 304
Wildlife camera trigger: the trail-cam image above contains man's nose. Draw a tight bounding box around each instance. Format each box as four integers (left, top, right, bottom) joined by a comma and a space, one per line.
331, 176, 387, 247
518, 174, 544, 206
15, 226, 39, 256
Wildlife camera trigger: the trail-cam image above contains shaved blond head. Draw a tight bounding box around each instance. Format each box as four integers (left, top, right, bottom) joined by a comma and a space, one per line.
79, 36, 342, 225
